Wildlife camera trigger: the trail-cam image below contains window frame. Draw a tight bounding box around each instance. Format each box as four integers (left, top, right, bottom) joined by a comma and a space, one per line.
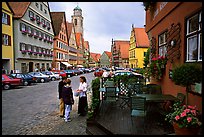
2, 12, 10, 25
186, 11, 202, 62
158, 31, 167, 57
2, 34, 11, 46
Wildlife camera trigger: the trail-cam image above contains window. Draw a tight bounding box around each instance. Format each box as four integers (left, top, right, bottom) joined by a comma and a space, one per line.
2, 34, 11, 46
33, 46, 37, 52
186, 11, 202, 62
29, 11, 34, 18
74, 19, 77, 25
44, 9, 47, 14
36, 15, 40, 24
20, 23, 27, 31
2, 12, 10, 25
20, 43, 26, 51
158, 31, 167, 57
27, 44, 32, 51
39, 31, 42, 38
47, 22, 50, 29
36, 2, 39, 8
40, 4, 43, 11
28, 26, 32, 34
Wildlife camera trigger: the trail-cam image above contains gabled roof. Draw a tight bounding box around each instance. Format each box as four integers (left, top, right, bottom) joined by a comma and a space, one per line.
90, 53, 101, 62
8, 2, 30, 18
104, 51, 112, 58
50, 12, 66, 36
75, 33, 82, 47
133, 28, 149, 48
114, 40, 130, 59
84, 41, 89, 50
66, 22, 73, 40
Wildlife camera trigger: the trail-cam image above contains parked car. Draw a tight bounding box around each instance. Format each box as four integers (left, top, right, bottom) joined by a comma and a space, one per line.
2, 74, 23, 90
94, 69, 104, 77
10, 73, 36, 86
52, 70, 67, 79
64, 70, 75, 77
41, 71, 60, 81
72, 69, 81, 76
28, 72, 50, 83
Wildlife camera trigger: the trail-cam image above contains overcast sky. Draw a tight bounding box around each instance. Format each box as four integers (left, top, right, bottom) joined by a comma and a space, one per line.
49, 2, 145, 54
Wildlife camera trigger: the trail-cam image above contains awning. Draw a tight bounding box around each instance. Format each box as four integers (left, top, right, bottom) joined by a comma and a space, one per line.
77, 65, 84, 68
61, 62, 72, 67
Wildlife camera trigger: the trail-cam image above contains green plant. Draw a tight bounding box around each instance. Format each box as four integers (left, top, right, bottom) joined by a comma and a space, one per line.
149, 56, 167, 80
165, 102, 202, 128
172, 63, 202, 104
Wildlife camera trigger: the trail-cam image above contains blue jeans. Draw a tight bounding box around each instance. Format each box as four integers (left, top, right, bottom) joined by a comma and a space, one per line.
64, 104, 72, 120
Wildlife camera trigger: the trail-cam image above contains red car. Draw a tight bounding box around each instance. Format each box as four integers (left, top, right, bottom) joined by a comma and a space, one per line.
94, 69, 104, 77
2, 74, 23, 90
52, 70, 67, 79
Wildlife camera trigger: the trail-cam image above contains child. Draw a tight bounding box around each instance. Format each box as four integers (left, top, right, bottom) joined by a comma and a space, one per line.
62, 78, 74, 122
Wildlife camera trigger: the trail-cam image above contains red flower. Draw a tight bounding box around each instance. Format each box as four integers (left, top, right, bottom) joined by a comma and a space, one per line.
175, 115, 180, 121
180, 112, 186, 117
187, 117, 192, 123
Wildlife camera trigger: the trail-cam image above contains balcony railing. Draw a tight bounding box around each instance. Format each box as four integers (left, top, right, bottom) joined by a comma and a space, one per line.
69, 55, 77, 60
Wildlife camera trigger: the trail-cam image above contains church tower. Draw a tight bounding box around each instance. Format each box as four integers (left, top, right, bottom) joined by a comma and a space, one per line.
71, 5, 84, 36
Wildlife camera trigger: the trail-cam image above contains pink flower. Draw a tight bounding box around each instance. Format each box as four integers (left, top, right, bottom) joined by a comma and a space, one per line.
184, 109, 191, 113
175, 115, 180, 121
191, 110, 197, 116
180, 112, 186, 117
152, 57, 157, 61
187, 117, 192, 123
188, 105, 196, 109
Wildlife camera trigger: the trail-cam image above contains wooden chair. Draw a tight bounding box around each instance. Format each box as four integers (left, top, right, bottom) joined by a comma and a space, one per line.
130, 96, 147, 132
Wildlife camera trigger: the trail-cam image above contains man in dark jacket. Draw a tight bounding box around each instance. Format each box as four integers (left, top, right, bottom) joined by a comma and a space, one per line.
58, 77, 67, 117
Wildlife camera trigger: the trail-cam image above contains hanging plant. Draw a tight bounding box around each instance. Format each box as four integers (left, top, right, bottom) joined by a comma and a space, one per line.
149, 55, 168, 80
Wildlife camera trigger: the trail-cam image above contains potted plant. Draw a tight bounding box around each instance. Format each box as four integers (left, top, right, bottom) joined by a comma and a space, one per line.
165, 102, 202, 135
172, 63, 202, 104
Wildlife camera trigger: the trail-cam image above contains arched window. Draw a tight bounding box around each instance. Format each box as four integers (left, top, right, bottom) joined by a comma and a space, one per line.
74, 19, 77, 25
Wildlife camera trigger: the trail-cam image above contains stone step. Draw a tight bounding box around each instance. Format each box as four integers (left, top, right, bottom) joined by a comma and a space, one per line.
86, 125, 107, 135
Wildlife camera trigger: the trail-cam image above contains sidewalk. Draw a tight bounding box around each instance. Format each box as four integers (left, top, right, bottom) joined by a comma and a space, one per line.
23, 91, 92, 135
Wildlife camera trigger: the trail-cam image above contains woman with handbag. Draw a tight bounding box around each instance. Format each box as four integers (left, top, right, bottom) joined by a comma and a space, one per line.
76, 76, 88, 116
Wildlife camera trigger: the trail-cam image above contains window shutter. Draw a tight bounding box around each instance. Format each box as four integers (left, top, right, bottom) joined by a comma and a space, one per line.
2, 34, 4, 45
7, 14, 10, 25
20, 23, 22, 31
20, 43, 22, 51
8, 35, 11, 46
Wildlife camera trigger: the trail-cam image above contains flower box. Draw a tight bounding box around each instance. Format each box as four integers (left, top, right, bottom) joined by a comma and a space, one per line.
37, 21, 41, 24
28, 51, 33, 55
30, 17, 36, 21
21, 30, 28, 35
39, 53, 43, 56
34, 35, 38, 38
33, 52, 38, 55
21, 50, 27, 54
43, 24, 47, 27
28, 33, 33, 37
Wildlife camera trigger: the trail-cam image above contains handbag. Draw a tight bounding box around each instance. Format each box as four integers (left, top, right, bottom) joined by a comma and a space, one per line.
74, 91, 79, 97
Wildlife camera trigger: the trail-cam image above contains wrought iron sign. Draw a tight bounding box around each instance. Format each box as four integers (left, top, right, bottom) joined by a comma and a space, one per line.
150, 37, 156, 59
166, 23, 181, 63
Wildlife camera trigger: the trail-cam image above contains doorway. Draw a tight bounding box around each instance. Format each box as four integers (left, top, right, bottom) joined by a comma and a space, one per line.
29, 62, 33, 72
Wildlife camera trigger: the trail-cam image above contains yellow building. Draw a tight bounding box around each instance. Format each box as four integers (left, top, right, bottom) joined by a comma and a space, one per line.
129, 26, 149, 68
2, 2, 14, 74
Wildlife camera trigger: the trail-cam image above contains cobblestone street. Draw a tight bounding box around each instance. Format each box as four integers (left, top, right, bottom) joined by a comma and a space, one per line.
2, 73, 94, 135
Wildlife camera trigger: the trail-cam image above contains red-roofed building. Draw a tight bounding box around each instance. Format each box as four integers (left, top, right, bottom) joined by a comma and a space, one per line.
129, 26, 150, 68
89, 53, 101, 67
100, 51, 112, 68
50, 12, 69, 70
145, 2, 202, 112
8, 2, 54, 73
111, 39, 130, 68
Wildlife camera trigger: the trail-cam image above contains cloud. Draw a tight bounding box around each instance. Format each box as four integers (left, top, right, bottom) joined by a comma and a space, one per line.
49, 2, 145, 54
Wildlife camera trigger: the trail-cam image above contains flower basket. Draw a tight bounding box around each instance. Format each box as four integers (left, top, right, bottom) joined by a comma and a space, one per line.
21, 30, 28, 35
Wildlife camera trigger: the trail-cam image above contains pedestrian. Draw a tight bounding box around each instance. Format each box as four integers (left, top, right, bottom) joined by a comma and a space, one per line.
76, 76, 88, 116
102, 69, 109, 82
62, 78, 74, 122
58, 77, 67, 117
